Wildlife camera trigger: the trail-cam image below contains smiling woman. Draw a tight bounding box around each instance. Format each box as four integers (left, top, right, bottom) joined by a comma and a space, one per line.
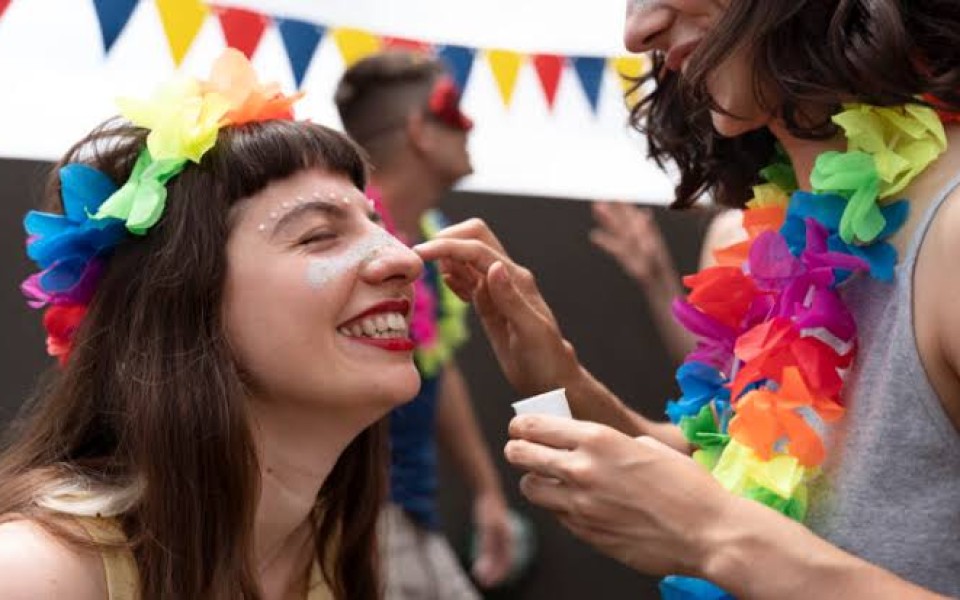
0, 51, 422, 600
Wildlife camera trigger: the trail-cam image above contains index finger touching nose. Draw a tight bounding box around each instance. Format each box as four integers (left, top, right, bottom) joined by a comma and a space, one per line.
414, 238, 504, 273
431, 218, 509, 254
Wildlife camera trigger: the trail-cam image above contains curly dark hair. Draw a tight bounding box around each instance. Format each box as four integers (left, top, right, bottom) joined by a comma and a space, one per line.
630, 0, 960, 209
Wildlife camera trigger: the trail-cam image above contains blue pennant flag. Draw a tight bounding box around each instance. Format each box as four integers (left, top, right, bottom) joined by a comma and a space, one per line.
276, 18, 325, 88
92, 0, 139, 53
572, 56, 606, 113
436, 44, 476, 93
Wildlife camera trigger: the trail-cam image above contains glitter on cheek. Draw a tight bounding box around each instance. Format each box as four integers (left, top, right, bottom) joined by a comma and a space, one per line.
305, 226, 405, 289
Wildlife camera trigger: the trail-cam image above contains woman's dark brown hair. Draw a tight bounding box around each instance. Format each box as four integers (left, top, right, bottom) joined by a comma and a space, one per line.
0, 119, 385, 599
631, 0, 960, 209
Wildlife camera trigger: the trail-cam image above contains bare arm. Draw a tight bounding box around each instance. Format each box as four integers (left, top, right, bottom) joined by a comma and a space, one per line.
590, 201, 694, 362
504, 416, 949, 600
703, 498, 948, 600
0, 520, 106, 600
435, 360, 515, 587
698, 208, 747, 269
435, 360, 504, 498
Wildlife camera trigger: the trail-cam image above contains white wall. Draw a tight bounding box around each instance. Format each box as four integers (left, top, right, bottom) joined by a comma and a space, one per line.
0, 0, 674, 202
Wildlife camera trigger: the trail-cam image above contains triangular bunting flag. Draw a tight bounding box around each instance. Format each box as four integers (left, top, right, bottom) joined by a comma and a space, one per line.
382, 36, 432, 54
155, 0, 209, 66
215, 6, 268, 59
333, 28, 383, 67
572, 56, 606, 113
0, 0, 10, 21
611, 55, 648, 110
532, 54, 564, 109
92, 0, 138, 53
487, 49, 523, 108
276, 18, 324, 88
436, 45, 476, 92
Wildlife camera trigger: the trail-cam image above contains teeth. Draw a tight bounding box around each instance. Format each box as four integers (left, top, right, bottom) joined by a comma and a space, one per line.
340, 312, 409, 339
388, 313, 403, 329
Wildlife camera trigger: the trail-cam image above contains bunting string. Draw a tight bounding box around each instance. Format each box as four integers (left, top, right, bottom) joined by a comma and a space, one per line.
80, 0, 648, 115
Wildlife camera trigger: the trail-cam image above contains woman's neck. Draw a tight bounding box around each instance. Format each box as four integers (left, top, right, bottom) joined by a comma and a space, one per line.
249, 401, 358, 598
767, 121, 846, 191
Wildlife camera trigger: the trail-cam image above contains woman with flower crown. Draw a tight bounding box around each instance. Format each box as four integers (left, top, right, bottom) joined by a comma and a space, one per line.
415, 1, 960, 599
0, 50, 424, 599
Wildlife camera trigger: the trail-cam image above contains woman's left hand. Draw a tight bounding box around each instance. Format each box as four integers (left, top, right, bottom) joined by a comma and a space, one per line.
504, 414, 737, 578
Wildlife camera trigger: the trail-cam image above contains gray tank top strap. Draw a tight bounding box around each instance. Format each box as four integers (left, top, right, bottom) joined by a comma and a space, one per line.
902, 171, 960, 265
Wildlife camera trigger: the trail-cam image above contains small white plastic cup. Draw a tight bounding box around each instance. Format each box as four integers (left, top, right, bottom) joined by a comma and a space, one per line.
511, 388, 572, 419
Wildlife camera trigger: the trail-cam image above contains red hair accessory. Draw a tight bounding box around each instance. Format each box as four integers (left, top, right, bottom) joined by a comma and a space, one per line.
427, 76, 473, 131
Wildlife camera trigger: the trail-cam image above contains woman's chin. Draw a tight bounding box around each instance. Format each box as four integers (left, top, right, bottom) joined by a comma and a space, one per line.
710, 110, 765, 138
379, 368, 423, 407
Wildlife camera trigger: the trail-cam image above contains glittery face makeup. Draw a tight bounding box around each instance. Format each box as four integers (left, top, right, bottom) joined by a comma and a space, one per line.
255, 187, 402, 290
305, 225, 406, 289
257, 189, 373, 233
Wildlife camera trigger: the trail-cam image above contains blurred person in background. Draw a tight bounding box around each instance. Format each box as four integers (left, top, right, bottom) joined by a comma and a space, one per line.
335, 51, 516, 599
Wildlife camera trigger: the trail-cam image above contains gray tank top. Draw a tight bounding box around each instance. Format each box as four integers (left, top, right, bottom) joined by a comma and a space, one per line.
806, 174, 960, 597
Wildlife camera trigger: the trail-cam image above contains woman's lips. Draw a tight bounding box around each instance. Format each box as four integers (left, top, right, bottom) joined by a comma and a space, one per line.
347, 336, 415, 352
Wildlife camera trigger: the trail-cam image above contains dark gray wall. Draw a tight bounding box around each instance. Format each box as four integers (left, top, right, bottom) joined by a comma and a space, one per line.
0, 158, 713, 599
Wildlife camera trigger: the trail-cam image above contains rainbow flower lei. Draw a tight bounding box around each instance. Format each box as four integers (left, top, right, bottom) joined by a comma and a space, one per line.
22, 49, 302, 364
661, 103, 948, 600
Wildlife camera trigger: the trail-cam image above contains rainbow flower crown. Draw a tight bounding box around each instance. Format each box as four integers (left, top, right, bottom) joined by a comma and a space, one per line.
22, 49, 303, 364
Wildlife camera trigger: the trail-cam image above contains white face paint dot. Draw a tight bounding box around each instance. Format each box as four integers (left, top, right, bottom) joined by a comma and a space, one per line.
258, 224, 267, 232
269, 211, 279, 219
281, 201, 290, 208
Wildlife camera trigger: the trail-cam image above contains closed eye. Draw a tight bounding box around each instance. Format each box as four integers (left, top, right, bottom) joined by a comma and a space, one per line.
299, 231, 337, 246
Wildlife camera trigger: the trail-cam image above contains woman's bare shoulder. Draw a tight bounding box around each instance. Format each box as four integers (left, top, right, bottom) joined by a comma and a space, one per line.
0, 519, 106, 599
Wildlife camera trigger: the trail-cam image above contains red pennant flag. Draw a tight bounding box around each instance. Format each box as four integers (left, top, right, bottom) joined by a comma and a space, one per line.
533, 54, 564, 109
0, 0, 12, 21
382, 36, 432, 54
215, 5, 268, 59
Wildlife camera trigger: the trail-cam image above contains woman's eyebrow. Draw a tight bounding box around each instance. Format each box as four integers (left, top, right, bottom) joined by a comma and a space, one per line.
270, 199, 347, 239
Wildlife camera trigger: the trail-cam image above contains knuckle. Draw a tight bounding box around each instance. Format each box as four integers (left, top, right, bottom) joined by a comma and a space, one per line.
569, 493, 595, 518
463, 218, 489, 234
517, 267, 535, 283
561, 456, 594, 485
581, 424, 611, 448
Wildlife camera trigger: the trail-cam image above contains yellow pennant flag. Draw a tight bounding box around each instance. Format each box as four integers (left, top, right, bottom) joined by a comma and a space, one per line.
155, 0, 209, 66
333, 28, 383, 67
610, 55, 649, 109
487, 49, 523, 107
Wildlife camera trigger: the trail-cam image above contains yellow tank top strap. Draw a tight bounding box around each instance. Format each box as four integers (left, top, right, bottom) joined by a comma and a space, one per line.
75, 516, 331, 600
74, 517, 140, 600
307, 559, 334, 600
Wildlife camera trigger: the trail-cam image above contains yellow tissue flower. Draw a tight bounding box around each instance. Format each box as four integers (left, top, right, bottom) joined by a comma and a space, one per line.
834, 103, 947, 199
117, 78, 231, 163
